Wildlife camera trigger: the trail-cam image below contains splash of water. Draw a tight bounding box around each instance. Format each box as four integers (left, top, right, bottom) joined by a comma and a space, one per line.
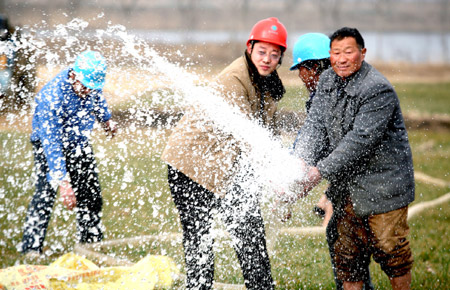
0, 16, 307, 272
106, 22, 307, 199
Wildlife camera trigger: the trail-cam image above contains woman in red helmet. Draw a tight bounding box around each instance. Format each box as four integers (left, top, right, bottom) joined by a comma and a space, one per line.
161, 17, 287, 289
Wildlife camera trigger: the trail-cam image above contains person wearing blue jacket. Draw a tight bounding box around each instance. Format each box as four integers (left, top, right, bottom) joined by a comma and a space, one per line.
20, 50, 116, 259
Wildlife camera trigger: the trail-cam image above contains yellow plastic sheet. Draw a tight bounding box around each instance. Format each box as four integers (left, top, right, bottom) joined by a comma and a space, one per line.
0, 252, 179, 290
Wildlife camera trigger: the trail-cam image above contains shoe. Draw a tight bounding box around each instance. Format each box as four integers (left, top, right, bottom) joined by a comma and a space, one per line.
313, 206, 325, 218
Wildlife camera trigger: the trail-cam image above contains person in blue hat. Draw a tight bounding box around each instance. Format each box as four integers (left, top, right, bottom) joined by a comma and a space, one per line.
289, 33, 374, 290
20, 50, 117, 260
290, 33, 331, 114
290, 33, 333, 225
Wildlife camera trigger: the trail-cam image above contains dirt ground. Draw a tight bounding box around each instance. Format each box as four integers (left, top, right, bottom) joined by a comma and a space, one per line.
360, 62, 450, 83
157, 43, 450, 85
1, 61, 449, 133
33, 61, 450, 99
25, 40, 450, 102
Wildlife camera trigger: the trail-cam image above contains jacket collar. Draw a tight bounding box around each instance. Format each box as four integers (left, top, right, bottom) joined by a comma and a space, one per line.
333, 61, 371, 96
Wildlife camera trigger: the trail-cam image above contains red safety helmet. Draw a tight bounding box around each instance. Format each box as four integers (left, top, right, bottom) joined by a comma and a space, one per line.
247, 17, 287, 52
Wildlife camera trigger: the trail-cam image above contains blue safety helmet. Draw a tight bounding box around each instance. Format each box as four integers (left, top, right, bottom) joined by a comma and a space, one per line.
290, 33, 330, 71
72, 50, 107, 90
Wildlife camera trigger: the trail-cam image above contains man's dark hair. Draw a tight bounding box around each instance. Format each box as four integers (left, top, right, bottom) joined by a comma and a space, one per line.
330, 27, 365, 50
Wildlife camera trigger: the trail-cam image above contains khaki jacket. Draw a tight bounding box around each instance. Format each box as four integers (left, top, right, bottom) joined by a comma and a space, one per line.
161, 55, 280, 196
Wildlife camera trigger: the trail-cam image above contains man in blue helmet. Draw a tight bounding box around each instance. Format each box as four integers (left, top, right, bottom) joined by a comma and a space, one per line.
290, 33, 331, 114
290, 33, 333, 226
289, 33, 375, 290
20, 50, 117, 260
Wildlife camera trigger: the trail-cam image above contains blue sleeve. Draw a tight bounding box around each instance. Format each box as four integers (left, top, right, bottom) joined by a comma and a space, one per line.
35, 87, 68, 184
92, 91, 111, 123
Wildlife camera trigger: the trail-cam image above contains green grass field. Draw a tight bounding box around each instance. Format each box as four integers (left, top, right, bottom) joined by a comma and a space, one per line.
0, 81, 449, 289
279, 82, 450, 116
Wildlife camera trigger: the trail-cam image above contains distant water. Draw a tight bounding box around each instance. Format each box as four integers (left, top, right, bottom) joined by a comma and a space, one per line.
130, 29, 450, 64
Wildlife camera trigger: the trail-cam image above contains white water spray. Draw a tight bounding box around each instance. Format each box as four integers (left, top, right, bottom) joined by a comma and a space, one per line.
107, 24, 307, 203
1, 17, 308, 275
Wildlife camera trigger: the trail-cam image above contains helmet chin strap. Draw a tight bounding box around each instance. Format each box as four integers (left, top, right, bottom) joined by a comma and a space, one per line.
250, 40, 256, 52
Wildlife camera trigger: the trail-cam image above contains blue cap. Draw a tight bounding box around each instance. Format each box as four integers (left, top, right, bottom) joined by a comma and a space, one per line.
290, 33, 330, 71
72, 50, 107, 90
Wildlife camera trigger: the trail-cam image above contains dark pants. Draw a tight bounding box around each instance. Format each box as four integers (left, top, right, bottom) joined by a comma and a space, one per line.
326, 197, 374, 290
21, 140, 103, 254
168, 165, 274, 290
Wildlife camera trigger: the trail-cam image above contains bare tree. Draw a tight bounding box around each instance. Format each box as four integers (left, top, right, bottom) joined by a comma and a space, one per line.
177, 0, 198, 31
374, 0, 391, 61
440, 0, 449, 62
318, 0, 340, 31
67, 0, 80, 14
0, 0, 5, 14
120, 0, 140, 19
284, 0, 302, 31
241, 0, 249, 30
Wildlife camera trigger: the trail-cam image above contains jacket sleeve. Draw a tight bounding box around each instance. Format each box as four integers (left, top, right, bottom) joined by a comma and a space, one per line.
317, 81, 397, 181
36, 88, 68, 184
217, 74, 254, 119
92, 90, 111, 123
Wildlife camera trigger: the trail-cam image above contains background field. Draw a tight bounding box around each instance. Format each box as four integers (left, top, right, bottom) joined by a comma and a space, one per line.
0, 64, 449, 288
